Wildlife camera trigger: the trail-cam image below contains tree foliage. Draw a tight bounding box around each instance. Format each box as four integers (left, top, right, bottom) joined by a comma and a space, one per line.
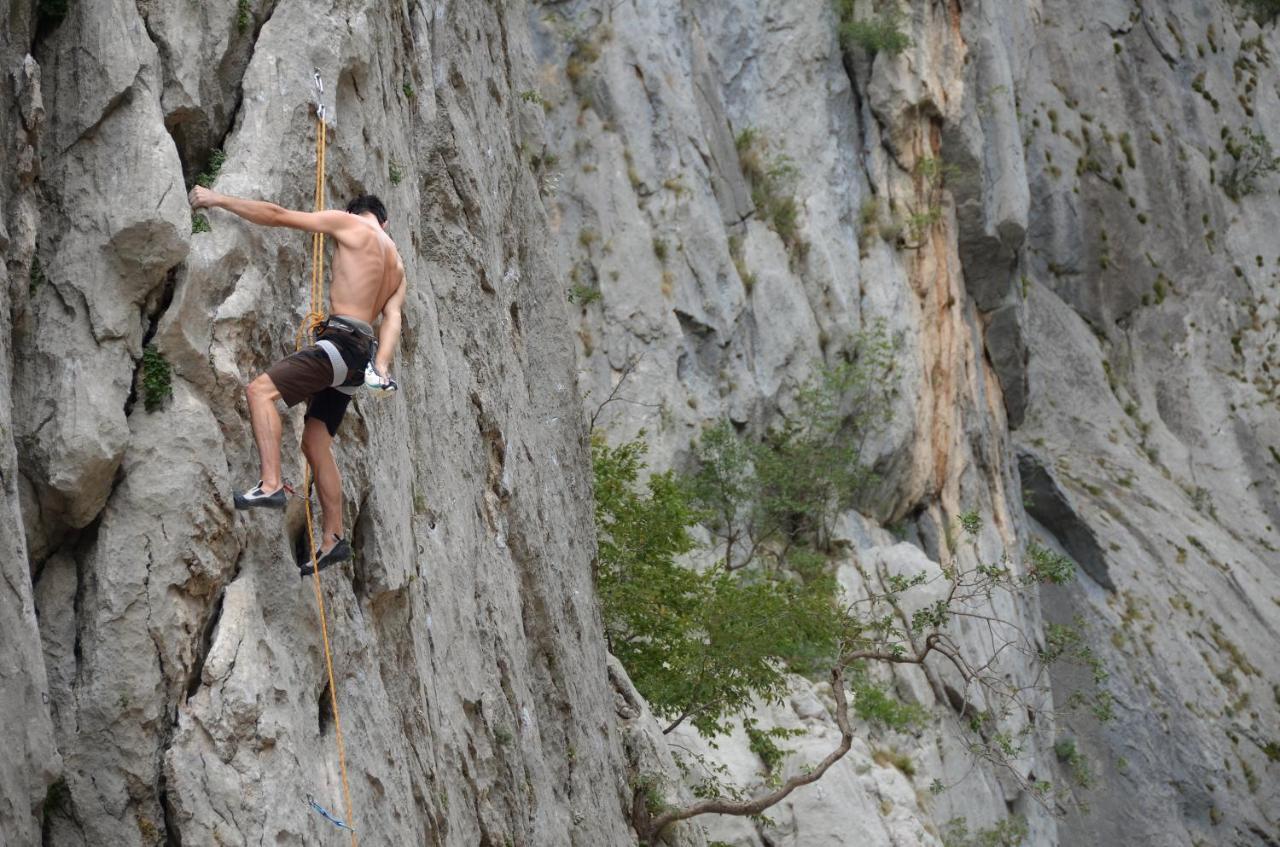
592, 332, 1112, 843
593, 435, 842, 737
1222, 127, 1279, 201
834, 0, 912, 57
686, 328, 895, 567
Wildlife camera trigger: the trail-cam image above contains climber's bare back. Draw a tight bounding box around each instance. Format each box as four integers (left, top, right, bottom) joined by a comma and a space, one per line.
327, 214, 404, 325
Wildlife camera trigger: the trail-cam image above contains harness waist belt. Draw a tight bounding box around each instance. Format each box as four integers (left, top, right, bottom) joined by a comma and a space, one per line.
326, 315, 374, 338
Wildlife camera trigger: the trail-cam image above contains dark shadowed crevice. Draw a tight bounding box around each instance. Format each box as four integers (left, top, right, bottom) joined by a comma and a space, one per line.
152, 0, 281, 185
349, 491, 373, 600
184, 587, 226, 701
157, 762, 184, 847
1017, 449, 1115, 591
124, 266, 181, 418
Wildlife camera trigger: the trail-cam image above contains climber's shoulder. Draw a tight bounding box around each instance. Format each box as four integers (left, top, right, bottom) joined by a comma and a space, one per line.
273, 208, 363, 238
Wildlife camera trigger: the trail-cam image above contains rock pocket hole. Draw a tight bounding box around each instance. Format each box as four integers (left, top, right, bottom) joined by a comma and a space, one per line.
318, 680, 334, 736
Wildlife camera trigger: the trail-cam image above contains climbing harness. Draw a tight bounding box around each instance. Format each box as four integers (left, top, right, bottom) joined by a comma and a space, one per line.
300, 71, 359, 847
307, 794, 357, 834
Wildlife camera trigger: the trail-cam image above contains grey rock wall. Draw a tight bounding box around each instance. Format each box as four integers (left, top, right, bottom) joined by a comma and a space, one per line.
3, 0, 1278, 845
539, 0, 1278, 844
3, 1, 659, 844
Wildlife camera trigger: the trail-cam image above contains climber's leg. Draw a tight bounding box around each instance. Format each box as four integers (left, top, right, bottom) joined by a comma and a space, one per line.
301, 415, 343, 548
237, 344, 333, 511
298, 390, 354, 574
235, 374, 288, 509
248, 373, 284, 488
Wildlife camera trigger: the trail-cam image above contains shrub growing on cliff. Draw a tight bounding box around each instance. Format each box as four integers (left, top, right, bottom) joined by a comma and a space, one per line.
735, 129, 804, 251
1238, 0, 1280, 23
141, 344, 172, 412
195, 149, 226, 188
687, 328, 894, 565
593, 435, 843, 737
941, 815, 1028, 847
835, 0, 912, 57
1222, 128, 1279, 201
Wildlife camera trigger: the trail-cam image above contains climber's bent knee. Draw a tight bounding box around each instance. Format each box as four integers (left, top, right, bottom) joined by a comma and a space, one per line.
247, 373, 281, 404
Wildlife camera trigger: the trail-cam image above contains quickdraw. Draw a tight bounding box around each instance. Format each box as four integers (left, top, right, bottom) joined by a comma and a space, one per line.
307, 794, 356, 834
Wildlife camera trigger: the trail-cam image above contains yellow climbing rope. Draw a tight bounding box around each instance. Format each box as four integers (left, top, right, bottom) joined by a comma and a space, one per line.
300, 95, 358, 846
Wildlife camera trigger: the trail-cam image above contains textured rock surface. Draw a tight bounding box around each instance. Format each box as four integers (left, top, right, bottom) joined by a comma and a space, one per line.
4, 1, 655, 844
3, 0, 1279, 845
539, 0, 1279, 844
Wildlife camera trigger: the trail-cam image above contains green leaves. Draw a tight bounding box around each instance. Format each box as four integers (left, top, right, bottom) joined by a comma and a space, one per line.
594, 329, 899, 738
593, 435, 842, 736
141, 344, 172, 412
834, 0, 912, 57
687, 328, 894, 568
1025, 541, 1075, 585
195, 149, 225, 188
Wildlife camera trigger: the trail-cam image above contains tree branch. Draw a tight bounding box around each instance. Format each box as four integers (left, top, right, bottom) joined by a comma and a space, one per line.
642, 666, 853, 841
589, 354, 656, 431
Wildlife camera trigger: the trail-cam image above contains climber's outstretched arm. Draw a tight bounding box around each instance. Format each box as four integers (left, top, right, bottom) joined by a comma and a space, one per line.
189, 187, 357, 239
375, 270, 406, 375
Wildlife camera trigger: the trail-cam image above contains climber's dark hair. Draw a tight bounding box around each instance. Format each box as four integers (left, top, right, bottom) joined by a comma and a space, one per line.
346, 194, 388, 224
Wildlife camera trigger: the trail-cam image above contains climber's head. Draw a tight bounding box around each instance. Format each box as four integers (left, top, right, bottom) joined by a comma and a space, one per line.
346, 194, 388, 230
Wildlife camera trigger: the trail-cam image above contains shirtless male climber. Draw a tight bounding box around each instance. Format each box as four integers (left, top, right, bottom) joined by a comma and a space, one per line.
188, 188, 406, 573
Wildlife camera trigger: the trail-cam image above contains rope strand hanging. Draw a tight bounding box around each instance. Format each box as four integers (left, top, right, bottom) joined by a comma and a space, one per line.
301, 74, 358, 847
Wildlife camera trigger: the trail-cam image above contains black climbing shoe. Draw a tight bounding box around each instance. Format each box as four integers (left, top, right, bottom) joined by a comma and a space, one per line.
299, 536, 351, 576
234, 481, 286, 510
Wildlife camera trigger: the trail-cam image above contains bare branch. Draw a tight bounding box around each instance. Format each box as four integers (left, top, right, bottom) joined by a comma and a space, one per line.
590, 354, 658, 431
642, 666, 853, 841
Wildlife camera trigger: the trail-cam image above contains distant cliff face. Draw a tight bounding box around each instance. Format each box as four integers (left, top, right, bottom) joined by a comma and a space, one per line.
2, 0, 1277, 845
538, 0, 1279, 843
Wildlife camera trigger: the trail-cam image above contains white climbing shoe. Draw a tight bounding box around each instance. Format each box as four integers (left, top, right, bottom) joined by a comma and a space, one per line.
233, 481, 287, 510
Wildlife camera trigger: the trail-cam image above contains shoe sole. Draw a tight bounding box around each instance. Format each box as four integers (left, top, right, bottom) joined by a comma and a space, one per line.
233, 494, 286, 510
299, 541, 351, 576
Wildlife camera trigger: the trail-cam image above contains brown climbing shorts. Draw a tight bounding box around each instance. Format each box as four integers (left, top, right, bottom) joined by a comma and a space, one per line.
264, 316, 373, 437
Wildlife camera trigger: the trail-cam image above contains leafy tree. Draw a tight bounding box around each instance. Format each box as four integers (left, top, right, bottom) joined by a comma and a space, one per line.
593, 435, 843, 737
592, 334, 1111, 844
686, 328, 895, 567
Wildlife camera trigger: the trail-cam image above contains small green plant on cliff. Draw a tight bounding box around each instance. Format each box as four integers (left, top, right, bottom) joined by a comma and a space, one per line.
1054, 736, 1096, 788
568, 283, 602, 306
141, 344, 172, 412
835, 0, 912, 57
735, 128, 803, 251
237, 0, 252, 32
1237, 0, 1280, 23
195, 149, 226, 188
941, 815, 1029, 847
389, 160, 404, 185
191, 212, 211, 234
42, 777, 70, 820
29, 256, 45, 295
1222, 127, 1279, 201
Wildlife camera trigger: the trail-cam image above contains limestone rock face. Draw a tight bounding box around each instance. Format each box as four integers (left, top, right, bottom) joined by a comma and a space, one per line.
3, 1, 648, 844
538, 0, 1278, 843
3, 0, 1279, 845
